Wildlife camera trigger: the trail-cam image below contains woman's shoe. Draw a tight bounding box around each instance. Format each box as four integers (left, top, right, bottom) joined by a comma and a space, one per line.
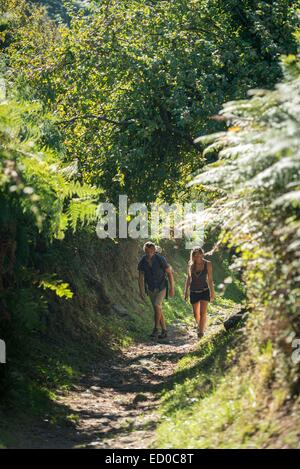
158, 329, 168, 339
150, 328, 159, 339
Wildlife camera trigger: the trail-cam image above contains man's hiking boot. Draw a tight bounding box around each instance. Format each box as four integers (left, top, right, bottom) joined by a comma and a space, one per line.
150, 328, 159, 339
158, 329, 168, 339
197, 330, 204, 339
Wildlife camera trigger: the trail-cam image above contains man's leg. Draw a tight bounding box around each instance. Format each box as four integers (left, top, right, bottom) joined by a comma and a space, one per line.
148, 290, 160, 338
160, 313, 167, 331
150, 289, 167, 338
154, 305, 168, 339
156, 289, 167, 338
154, 304, 163, 329
154, 305, 166, 331
156, 288, 167, 331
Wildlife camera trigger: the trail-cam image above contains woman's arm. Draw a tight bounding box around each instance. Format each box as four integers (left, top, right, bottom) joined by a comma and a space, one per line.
207, 262, 215, 302
184, 268, 191, 300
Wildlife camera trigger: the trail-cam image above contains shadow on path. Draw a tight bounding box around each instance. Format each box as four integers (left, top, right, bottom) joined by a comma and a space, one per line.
12, 324, 202, 448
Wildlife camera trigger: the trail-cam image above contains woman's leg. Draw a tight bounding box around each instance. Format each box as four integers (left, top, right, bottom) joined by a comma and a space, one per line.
192, 301, 201, 327
199, 301, 208, 334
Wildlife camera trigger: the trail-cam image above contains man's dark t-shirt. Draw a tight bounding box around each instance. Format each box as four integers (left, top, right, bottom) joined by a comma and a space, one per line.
138, 253, 169, 292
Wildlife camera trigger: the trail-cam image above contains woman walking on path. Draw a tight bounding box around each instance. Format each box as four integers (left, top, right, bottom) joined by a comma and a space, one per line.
184, 247, 215, 338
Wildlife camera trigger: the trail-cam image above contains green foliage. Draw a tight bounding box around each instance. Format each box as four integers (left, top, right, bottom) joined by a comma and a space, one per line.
190, 46, 300, 389
0, 91, 102, 340
0, 0, 299, 448
155, 324, 300, 448
0, 99, 101, 238
4, 0, 299, 202
39, 277, 73, 299
31, 0, 89, 23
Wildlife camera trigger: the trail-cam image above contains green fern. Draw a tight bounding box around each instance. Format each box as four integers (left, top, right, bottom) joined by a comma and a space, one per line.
190, 45, 300, 388
0, 91, 103, 333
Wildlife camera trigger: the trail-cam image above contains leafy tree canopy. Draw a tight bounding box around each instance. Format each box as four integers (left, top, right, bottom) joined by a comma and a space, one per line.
2, 0, 299, 204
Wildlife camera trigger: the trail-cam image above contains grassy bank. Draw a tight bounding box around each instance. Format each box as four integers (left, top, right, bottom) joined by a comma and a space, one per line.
155, 312, 300, 449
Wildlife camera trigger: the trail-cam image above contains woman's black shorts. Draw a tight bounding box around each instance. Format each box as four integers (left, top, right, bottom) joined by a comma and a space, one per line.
190, 288, 210, 304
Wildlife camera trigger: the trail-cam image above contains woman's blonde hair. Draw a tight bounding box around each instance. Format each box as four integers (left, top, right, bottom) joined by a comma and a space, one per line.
188, 246, 205, 275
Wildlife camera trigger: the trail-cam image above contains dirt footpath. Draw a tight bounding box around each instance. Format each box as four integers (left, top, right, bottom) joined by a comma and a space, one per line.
18, 324, 199, 449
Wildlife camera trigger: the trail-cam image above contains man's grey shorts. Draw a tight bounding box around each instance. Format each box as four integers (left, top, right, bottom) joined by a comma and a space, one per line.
148, 288, 166, 307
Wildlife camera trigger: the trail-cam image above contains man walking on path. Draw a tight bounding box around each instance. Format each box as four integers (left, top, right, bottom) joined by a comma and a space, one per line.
138, 241, 175, 339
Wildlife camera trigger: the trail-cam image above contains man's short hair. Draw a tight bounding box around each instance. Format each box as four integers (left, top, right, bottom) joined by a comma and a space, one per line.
143, 241, 156, 251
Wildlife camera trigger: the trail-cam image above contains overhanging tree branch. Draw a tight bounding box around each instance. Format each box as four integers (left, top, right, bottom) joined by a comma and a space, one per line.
57, 114, 134, 127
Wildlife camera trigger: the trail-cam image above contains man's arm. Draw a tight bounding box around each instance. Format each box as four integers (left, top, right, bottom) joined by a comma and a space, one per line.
138, 271, 146, 301
165, 266, 175, 297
